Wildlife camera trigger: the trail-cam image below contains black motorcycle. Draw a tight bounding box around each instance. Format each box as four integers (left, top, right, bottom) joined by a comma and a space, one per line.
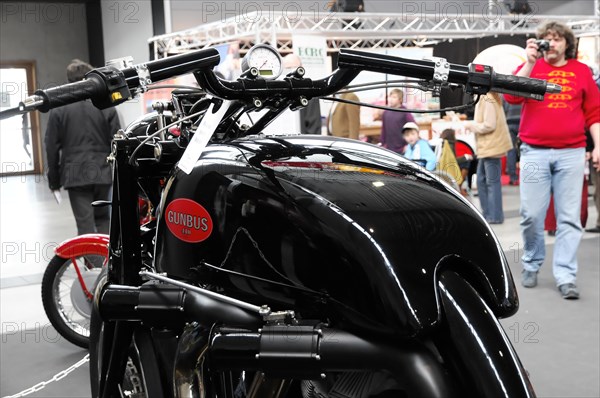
4, 44, 560, 397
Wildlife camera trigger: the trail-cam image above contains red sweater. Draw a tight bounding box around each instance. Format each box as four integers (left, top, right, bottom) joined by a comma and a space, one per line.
504, 59, 600, 148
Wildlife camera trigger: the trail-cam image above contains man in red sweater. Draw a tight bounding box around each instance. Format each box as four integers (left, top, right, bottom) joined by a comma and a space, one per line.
505, 21, 600, 299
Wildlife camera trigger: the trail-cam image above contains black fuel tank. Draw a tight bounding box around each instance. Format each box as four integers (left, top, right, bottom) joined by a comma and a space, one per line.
154, 136, 517, 336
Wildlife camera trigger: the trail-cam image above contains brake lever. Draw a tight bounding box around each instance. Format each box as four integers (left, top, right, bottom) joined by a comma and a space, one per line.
0, 94, 45, 120
0, 106, 24, 120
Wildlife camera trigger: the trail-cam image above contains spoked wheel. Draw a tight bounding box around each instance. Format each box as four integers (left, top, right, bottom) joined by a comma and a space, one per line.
41, 254, 105, 348
117, 341, 147, 398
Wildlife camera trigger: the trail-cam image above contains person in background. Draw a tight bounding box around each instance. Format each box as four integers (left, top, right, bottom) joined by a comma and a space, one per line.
440, 128, 474, 195
329, 90, 361, 139
380, 89, 416, 154
402, 122, 436, 171
465, 92, 513, 224
586, 57, 600, 233
328, 0, 365, 28
589, 161, 600, 230
282, 54, 322, 135
504, 21, 600, 299
503, 101, 521, 185
45, 59, 121, 235
328, 0, 364, 12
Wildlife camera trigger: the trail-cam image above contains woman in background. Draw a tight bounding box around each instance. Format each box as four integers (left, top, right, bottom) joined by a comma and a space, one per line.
465, 93, 513, 224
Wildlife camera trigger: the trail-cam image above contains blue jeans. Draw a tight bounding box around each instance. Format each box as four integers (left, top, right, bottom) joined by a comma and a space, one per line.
519, 143, 585, 286
506, 129, 519, 182
477, 157, 504, 223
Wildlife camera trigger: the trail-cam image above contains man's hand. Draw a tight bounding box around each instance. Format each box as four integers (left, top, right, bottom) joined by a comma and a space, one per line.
516, 38, 542, 78
592, 146, 600, 172
525, 38, 543, 65
591, 124, 600, 172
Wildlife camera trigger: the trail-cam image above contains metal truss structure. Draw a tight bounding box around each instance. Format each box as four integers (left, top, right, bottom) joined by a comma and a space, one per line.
149, 12, 600, 59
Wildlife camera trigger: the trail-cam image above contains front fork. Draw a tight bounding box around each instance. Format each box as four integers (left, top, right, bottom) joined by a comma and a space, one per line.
95, 134, 145, 398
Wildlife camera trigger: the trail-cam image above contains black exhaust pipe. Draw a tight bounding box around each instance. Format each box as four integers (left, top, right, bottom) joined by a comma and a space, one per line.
100, 284, 456, 396
209, 324, 458, 398
99, 282, 262, 328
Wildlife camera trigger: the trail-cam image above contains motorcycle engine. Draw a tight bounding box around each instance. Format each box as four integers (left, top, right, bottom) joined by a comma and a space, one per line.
301, 372, 404, 398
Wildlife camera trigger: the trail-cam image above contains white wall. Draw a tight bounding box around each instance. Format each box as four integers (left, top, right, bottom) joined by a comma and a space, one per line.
0, 2, 89, 172
0, 1, 158, 169
101, 0, 154, 127
0, 2, 89, 90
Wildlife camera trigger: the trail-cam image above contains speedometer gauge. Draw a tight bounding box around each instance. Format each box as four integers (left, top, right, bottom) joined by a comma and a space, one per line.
241, 44, 283, 79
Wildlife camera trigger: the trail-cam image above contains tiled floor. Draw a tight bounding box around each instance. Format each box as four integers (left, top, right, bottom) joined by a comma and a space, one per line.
1, 175, 598, 397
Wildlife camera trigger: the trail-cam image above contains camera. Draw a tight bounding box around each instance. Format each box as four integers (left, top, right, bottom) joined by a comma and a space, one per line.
535, 39, 550, 52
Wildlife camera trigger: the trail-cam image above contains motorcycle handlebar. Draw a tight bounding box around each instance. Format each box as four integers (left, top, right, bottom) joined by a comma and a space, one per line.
119, 48, 221, 92
7, 45, 559, 119
195, 48, 559, 102
337, 49, 561, 100
338, 49, 468, 82
14, 48, 221, 115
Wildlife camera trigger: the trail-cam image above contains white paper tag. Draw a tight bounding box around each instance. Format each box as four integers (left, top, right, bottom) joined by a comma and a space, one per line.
52, 189, 62, 204
178, 99, 231, 174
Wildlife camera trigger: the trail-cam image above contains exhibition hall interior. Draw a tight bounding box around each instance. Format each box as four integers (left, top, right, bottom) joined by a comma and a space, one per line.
0, 1, 599, 397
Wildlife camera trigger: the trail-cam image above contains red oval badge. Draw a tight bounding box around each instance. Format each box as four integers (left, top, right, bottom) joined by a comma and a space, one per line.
165, 199, 213, 243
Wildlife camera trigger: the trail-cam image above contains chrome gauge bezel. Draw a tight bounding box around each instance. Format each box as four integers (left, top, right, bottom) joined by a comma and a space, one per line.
240, 44, 283, 80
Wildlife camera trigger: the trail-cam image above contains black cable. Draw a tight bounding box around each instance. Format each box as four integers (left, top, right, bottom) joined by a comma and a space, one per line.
344, 79, 424, 90
336, 84, 429, 95
321, 94, 481, 114
189, 99, 210, 116
128, 109, 206, 166
145, 85, 204, 92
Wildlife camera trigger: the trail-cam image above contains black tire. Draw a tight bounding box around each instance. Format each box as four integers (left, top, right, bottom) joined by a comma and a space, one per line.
41, 254, 105, 348
435, 271, 536, 397
89, 322, 162, 398
89, 268, 108, 398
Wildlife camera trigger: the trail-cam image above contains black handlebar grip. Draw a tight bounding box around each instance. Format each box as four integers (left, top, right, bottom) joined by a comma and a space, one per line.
492, 73, 560, 99
35, 75, 106, 112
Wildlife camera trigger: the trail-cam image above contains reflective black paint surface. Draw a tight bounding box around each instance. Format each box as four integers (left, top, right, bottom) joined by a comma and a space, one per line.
154, 136, 518, 336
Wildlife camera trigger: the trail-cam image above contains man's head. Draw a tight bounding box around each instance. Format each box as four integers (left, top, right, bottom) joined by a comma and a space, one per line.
536, 21, 577, 63
66, 59, 93, 83
402, 122, 420, 145
282, 54, 304, 79
282, 53, 302, 69
387, 89, 404, 108
440, 128, 456, 141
